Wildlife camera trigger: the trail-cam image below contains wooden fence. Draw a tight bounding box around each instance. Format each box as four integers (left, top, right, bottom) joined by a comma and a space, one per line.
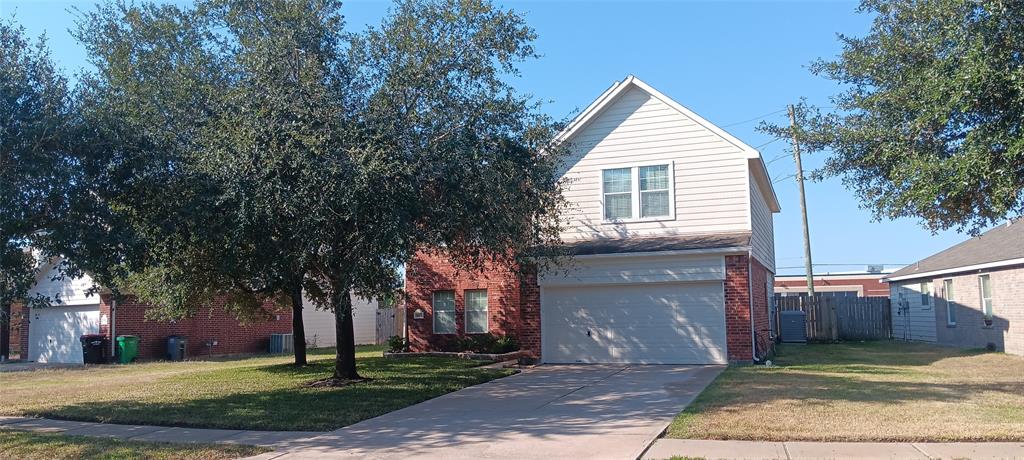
375, 307, 405, 344
776, 296, 892, 341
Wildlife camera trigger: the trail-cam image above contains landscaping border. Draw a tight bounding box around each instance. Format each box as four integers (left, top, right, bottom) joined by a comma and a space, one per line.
383, 350, 526, 362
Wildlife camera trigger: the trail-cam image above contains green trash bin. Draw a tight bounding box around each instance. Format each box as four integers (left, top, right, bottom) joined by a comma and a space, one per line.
116, 335, 140, 364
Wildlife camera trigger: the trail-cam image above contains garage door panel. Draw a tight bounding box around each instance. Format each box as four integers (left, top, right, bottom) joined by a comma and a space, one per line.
542, 282, 727, 364
29, 305, 101, 364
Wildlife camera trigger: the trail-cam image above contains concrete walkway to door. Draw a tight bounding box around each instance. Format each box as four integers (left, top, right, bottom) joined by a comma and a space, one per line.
263, 364, 723, 460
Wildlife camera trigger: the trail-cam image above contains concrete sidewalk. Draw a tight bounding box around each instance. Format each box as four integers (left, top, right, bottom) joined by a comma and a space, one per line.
643, 439, 1024, 460
0, 416, 323, 449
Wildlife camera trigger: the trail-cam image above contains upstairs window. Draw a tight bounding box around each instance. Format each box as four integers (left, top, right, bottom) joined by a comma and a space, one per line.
602, 163, 674, 221
602, 168, 632, 220
639, 165, 670, 218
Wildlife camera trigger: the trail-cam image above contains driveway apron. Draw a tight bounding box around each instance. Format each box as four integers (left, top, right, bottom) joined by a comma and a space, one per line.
266, 364, 722, 460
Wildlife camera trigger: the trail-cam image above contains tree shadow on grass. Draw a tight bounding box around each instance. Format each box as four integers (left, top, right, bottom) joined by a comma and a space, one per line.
27, 358, 512, 432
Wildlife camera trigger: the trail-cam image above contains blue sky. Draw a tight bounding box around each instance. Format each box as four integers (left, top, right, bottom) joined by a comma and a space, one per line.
3, 0, 982, 275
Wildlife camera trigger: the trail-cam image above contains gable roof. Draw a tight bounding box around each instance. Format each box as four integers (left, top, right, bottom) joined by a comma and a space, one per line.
553, 75, 780, 212
886, 219, 1024, 281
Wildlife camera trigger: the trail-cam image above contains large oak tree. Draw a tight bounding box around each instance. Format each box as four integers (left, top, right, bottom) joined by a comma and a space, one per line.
783, 0, 1024, 233
74, 0, 564, 380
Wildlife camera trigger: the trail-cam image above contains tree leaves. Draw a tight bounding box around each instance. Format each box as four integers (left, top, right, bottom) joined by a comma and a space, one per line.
777, 0, 1024, 234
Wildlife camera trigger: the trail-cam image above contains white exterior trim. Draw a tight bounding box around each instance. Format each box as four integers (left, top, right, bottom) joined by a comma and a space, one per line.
884, 257, 1024, 282
569, 246, 750, 260
598, 160, 676, 223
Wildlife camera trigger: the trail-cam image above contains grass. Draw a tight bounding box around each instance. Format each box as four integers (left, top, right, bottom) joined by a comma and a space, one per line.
1, 345, 515, 431
0, 430, 266, 460
667, 341, 1024, 442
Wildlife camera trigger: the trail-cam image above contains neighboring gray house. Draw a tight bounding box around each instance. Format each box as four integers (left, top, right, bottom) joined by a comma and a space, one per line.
884, 219, 1024, 356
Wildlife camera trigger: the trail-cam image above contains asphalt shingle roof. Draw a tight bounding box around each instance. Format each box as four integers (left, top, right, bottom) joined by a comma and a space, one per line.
563, 232, 751, 256
889, 219, 1024, 279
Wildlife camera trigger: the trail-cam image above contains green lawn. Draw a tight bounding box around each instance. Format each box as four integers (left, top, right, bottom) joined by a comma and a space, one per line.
668, 341, 1024, 442
0, 430, 266, 460
2, 345, 515, 431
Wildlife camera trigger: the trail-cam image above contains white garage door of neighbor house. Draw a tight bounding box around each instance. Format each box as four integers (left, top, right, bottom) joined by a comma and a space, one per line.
541, 282, 727, 364
28, 305, 101, 364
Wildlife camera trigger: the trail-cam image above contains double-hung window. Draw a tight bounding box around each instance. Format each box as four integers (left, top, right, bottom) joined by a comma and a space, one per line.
602, 168, 633, 220
979, 275, 994, 321
432, 290, 456, 334
465, 290, 489, 334
920, 281, 932, 307
639, 165, 671, 218
602, 163, 673, 221
943, 279, 956, 326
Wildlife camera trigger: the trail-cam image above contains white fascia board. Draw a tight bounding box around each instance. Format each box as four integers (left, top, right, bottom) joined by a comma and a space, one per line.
883, 257, 1024, 282
569, 246, 751, 260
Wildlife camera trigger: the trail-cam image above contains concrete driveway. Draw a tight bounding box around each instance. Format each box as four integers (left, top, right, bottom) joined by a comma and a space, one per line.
266, 364, 723, 460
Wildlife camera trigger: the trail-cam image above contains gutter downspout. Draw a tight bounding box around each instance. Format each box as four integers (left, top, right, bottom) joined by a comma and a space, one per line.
748, 253, 759, 363
110, 298, 117, 358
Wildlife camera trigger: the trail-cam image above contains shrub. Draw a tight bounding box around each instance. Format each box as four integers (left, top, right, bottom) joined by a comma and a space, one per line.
492, 335, 518, 354
387, 335, 407, 353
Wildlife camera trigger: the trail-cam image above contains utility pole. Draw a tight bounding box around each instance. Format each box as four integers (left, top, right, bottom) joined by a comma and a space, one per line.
788, 104, 835, 340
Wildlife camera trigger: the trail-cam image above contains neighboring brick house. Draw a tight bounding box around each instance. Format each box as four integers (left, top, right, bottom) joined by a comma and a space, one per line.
19, 259, 292, 363
405, 76, 780, 364
884, 220, 1024, 356
774, 270, 895, 299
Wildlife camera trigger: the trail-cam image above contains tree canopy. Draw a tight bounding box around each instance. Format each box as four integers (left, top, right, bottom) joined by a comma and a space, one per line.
783, 0, 1024, 233
69, 0, 565, 380
0, 20, 75, 359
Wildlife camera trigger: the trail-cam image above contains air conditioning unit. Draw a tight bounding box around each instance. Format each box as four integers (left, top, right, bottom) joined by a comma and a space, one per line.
270, 333, 294, 354
780, 311, 807, 343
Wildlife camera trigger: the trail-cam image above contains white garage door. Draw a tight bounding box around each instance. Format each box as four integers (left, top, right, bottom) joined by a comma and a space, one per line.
541, 282, 727, 364
28, 305, 101, 364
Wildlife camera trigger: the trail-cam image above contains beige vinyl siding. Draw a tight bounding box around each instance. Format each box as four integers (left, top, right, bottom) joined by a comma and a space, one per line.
302, 293, 378, 346
749, 172, 776, 271
558, 86, 750, 241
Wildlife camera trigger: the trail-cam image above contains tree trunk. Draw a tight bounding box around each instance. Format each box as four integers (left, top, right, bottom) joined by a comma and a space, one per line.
333, 288, 360, 380
0, 302, 11, 362
290, 284, 308, 366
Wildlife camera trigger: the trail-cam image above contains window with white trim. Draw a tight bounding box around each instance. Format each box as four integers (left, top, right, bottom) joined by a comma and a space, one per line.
602, 168, 632, 220
920, 281, 932, 307
432, 290, 456, 334
943, 279, 956, 326
979, 275, 994, 320
601, 163, 673, 221
639, 165, 670, 218
465, 289, 488, 334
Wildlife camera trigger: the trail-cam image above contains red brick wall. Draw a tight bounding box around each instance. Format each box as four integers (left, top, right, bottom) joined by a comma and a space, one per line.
8, 303, 25, 359
100, 295, 292, 360
750, 258, 773, 360
775, 275, 890, 297
404, 252, 540, 359
725, 255, 753, 361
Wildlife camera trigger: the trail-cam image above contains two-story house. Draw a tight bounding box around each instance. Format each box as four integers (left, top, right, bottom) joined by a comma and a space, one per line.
404, 76, 779, 364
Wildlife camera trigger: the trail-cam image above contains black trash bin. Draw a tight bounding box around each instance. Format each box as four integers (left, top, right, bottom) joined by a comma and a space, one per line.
80, 334, 109, 364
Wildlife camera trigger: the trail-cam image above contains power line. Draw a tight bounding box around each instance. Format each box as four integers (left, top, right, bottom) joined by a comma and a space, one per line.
755, 137, 784, 150
773, 173, 795, 184
765, 151, 790, 166
721, 107, 787, 128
